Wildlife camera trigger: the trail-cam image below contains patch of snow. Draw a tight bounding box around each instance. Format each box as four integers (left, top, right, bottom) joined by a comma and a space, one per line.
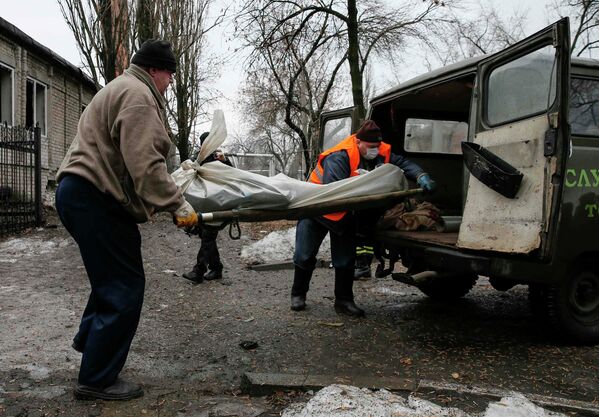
0, 237, 71, 262
281, 385, 566, 417
14, 364, 51, 381
21, 385, 67, 400
483, 393, 565, 417
281, 384, 468, 417
0, 285, 20, 294
370, 287, 406, 296
240, 227, 330, 264
0, 259, 18, 263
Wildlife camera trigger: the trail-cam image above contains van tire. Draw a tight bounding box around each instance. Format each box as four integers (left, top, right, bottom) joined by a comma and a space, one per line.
546, 268, 599, 344
528, 284, 549, 319
416, 274, 478, 300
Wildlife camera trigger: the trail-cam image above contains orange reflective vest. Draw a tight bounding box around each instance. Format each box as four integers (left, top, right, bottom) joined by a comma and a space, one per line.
309, 134, 391, 221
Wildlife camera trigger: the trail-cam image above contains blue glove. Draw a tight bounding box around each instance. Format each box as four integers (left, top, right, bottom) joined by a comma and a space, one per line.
417, 174, 437, 193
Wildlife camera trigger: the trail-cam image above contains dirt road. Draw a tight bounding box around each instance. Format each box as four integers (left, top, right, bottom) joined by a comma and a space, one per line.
1, 212, 597, 416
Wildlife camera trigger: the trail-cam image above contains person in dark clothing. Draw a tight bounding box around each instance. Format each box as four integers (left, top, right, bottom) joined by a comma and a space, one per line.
291, 120, 435, 317
55, 40, 198, 401
183, 132, 233, 283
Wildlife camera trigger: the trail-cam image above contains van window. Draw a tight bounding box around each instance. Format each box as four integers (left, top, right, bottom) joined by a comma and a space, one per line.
570, 77, 599, 137
322, 116, 351, 150
404, 118, 466, 154
486, 45, 557, 126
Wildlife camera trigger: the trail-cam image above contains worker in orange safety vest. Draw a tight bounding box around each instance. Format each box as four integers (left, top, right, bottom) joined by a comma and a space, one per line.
291, 120, 436, 316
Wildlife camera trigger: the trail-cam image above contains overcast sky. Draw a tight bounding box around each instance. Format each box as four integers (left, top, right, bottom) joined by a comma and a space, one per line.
1, 0, 557, 136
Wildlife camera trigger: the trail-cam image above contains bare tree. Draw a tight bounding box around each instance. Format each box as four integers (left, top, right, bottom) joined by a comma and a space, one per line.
134, 0, 158, 46
549, 0, 599, 57
235, 0, 448, 175
420, 2, 527, 69
238, 69, 306, 176
58, 0, 131, 88
238, 0, 447, 121
156, 0, 224, 162
58, 0, 225, 163
236, 2, 350, 174
237, 0, 450, 172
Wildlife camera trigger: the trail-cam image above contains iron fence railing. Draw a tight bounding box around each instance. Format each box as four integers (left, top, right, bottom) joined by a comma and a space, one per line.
0, 125, 42, 236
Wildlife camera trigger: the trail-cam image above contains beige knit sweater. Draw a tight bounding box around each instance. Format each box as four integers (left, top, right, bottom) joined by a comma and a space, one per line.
57, 64, 184, 223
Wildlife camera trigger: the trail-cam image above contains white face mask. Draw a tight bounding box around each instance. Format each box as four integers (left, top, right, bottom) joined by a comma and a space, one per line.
364, 147, 379, 160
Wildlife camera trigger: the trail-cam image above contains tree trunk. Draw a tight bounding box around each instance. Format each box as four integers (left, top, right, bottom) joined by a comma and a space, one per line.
136, 0, 157, 45
347, 0, 365, 122
113, 0, 129, 76
99, 0, 117, 82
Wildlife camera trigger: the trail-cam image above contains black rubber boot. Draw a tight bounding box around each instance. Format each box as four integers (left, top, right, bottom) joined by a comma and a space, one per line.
354, 255, 372, 280
75, 378, 144, 401
291, 295, 306, 311
334, 267, 365, 317
204, 269, 223, 281
334, 299, 365, 317
291, 266, 313, 311
182, 265, 206, 284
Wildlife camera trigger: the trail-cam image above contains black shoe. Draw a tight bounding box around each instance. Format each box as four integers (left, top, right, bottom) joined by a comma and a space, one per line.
182, 269, 204, 284
334, 299, 365, 317
290, 295, 306, 311
75, 378, 144, 401
354, 265, 372, 280
71, 340, 83, 353
204, 269, 223, 281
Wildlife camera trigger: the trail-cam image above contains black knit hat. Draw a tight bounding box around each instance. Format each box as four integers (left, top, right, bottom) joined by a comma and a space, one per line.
131, 39, 177, 73
199, 132, 210, 144
356, 120, 382, 142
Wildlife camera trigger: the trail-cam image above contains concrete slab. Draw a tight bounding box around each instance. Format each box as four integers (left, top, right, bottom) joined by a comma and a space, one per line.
241, 372, 308, 396
418, 379, 599, 416
248, 259, 330, 271
242, 373, 599, 416
243, 372, 418, 396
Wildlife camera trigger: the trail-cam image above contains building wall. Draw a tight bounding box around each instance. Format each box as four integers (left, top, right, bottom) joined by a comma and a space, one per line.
0, 32, 96, 195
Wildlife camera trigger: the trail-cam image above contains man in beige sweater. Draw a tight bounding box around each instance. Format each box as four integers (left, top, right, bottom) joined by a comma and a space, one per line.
55, 39, 197, 401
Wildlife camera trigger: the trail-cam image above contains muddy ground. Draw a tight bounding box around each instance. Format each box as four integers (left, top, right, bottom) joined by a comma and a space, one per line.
0, 211, 598, 416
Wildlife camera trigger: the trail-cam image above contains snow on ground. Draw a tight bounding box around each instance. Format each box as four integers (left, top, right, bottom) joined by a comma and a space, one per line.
282, 385, 565, 417
240, 227, 331, 264
0, 234, 71, 263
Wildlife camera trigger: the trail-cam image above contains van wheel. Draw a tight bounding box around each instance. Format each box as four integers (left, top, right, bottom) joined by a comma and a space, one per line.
417, 274, 478, 300
546, 268, 599, 344
528, 284, 549, 318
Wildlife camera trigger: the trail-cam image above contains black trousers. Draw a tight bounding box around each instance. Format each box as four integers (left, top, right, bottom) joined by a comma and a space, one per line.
293, 217, 355, 271
292, 217, 355, 299
355, 208, 384, 264
194, 226, 222, 272
56, 174, 145, 388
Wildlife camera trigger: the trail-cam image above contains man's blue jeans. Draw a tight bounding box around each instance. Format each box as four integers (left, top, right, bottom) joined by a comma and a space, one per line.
56, 174, 145, 388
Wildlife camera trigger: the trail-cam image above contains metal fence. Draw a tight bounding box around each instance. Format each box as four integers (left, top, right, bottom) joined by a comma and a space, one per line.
0, 125, 42, 236
227, 153, 277, 176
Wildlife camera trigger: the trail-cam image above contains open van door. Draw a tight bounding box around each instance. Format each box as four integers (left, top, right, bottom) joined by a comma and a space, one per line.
318, 107, 360, 153
457, 18, 570, 256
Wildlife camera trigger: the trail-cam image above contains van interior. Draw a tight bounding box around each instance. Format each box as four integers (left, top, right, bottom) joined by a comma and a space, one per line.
371, 73, 476, 248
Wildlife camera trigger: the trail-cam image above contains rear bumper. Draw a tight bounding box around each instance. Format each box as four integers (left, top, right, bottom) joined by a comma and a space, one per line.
376, 235, 566, 285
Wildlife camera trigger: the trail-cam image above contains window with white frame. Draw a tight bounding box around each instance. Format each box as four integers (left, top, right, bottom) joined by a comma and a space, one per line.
0, 63, 13, 126
26, 78, 47, 135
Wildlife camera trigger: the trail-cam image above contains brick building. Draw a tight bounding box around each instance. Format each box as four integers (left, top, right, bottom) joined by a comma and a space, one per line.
0, 16, 96, 196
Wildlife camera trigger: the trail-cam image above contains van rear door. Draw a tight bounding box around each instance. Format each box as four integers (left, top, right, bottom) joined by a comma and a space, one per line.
319, 107, 359, 152
457, 18, 571, 256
